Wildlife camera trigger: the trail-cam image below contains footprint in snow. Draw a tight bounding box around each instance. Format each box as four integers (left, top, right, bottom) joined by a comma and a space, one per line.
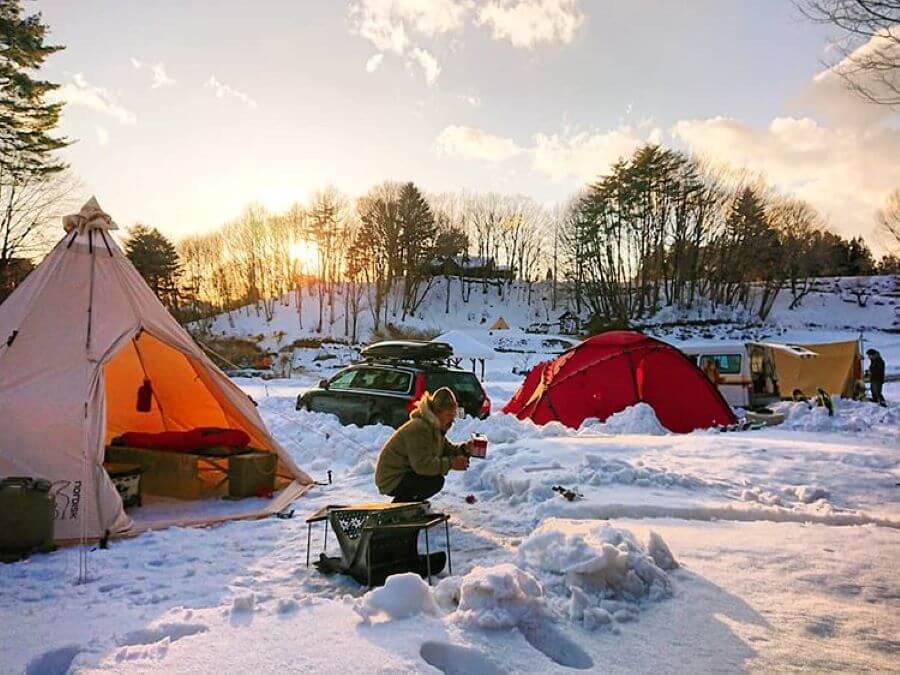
518, 621, 594, 670
25, 645, 82, 675
420, 641, 507, 675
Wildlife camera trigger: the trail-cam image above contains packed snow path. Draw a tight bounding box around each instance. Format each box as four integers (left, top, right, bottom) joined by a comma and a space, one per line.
1, 379, 898, 672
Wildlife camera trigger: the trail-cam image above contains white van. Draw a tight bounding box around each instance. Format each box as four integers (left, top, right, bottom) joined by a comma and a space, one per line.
679, 341, 817, 410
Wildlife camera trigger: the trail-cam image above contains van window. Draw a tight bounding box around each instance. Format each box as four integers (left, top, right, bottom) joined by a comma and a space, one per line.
349, 368, 412, 393
701, 354, 742, 375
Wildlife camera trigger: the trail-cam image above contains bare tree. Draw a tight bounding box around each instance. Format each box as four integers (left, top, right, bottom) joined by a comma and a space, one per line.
876, 188, 900, 251
797, 0, 900, 106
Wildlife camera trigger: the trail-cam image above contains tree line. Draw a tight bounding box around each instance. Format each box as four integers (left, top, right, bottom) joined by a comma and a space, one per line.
559, 145, 898, 327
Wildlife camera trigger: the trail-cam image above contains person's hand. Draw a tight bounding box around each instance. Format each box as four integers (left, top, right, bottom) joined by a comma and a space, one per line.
462, 440, 475, 456
451, 455, 470, 471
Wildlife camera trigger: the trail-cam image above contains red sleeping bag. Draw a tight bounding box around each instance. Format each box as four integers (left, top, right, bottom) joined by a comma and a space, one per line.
116, 427, 251, 452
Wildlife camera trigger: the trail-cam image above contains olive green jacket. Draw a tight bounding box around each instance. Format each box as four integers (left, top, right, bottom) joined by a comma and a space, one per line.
375, 397, 467, 495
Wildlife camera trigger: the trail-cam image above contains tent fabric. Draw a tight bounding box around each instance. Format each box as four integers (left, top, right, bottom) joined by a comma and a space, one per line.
489, 317, 509, 330
433, 331, 495, 360
0, 198, 312, 543
772, 340, 861, 398
502, 331, 737, 433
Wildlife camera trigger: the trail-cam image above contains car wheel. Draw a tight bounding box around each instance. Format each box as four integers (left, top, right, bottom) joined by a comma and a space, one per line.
368, 413, 387, 427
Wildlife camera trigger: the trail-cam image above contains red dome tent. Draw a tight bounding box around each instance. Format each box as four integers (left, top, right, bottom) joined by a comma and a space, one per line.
503, 331, 736, 433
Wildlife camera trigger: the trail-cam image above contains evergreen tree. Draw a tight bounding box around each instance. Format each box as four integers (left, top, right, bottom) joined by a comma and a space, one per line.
397, 182, 436, 317
1, 1, 69, 177
125, 225, 182, 308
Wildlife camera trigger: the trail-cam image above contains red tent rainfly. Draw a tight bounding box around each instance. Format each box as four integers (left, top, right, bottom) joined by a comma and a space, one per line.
502, 331, 736, 433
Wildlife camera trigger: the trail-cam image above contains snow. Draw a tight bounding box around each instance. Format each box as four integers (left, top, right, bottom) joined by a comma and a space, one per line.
2, 277, 899, 673
355, 573, 438, 623
433, 330, 496, 360
584, 402, 669, 435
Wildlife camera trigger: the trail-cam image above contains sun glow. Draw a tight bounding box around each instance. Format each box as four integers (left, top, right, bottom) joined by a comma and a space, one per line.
289, 239, 319, 271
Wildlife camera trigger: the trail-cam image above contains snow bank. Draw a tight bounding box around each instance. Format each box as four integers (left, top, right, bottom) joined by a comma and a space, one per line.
435, 564, 546, 629
354, 573, 437, 623
582, 403, 669, 436
517, 520, 674, 605
772, 399, 899, 437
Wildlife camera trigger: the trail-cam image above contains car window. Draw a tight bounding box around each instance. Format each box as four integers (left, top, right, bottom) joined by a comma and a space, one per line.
349, 368, 412, 393
700, 354, 742, 375
328, 369, 357, 390
425, 371, 481, 395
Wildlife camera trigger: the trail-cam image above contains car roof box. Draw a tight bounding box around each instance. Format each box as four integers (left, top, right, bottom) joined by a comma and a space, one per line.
361, 340, 453, 362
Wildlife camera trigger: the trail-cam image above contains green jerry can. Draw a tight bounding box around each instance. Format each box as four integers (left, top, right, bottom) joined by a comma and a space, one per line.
0, 477, 56, 562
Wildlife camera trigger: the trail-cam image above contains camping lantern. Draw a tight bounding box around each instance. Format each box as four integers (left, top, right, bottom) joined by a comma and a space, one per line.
136, 378, 153, 412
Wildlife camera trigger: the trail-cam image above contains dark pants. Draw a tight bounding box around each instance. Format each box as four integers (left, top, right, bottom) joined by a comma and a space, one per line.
389, 472, 445, 503
871, 380, 886, 406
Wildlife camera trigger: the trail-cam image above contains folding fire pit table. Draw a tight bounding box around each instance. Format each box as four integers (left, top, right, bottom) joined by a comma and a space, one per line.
306, 502, 451, 587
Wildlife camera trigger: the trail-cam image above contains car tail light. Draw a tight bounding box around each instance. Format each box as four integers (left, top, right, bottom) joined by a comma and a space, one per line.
406, 372, 427, 413
479, 395, 491, 417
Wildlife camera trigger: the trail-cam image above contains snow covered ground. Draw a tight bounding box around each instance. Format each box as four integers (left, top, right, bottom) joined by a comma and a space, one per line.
2, 279, 899, 673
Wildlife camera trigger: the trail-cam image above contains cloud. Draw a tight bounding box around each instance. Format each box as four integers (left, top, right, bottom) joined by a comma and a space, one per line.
205, 76, 258, 109
477, 0, 585, 48
672, 115, 900, 243
410, 47, 440, 85
348, 0, 584, 84
365, 53, 384, 72
461, 93, 481, 106
435, 125, 523, 161
49, 73, 137, 125
95, 125, 109, 147
130, 57, 176, 88
532, 125, 661, 181
435, 122, 659, 177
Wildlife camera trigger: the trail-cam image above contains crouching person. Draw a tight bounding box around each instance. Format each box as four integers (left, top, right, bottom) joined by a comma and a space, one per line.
375, 387, 471, 503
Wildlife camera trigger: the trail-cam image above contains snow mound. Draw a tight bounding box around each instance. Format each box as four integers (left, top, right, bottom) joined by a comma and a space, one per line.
517, 519, 674, 606
583, 403, 668, 435
772, 399, 899, 437
354, 573, 437, 623
435, 564, 546, 629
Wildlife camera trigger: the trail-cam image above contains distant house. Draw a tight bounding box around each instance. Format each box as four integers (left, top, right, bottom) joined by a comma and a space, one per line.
557, 311, 581, 335
429, 255, 515, 280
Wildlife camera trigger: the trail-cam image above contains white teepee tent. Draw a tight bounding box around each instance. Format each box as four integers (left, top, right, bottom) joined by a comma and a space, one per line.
0, 198, 311, 543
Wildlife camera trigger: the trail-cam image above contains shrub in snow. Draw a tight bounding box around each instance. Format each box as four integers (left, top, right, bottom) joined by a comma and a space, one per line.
435, 564, 546, 629
516, 519, 674, 627
354, 573, 438, 623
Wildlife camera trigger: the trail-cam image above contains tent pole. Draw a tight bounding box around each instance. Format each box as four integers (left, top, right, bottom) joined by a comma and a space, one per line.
86, 230, 96, 351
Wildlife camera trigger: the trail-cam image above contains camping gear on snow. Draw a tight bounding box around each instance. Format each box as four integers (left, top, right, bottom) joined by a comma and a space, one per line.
227, 452, 277, 499
112, 427, 251, 453
503, 331, 736, 432
489, 317, 509, 330
306, 502, 451, 587
105, 445, 277, 501
469, 433, 488, 458
0, 198, 311, 544
771, 340, 862, 400
103, 463, 143, 508
680, 341, 818, 409
0, 477, 55, 562
553, 485, 582, 502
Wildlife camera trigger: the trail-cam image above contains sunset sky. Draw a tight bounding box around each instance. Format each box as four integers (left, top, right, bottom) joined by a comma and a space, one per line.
34, 0, 900, 249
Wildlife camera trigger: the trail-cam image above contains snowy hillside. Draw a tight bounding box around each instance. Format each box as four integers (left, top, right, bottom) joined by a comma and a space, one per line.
201, 275, 899, 346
